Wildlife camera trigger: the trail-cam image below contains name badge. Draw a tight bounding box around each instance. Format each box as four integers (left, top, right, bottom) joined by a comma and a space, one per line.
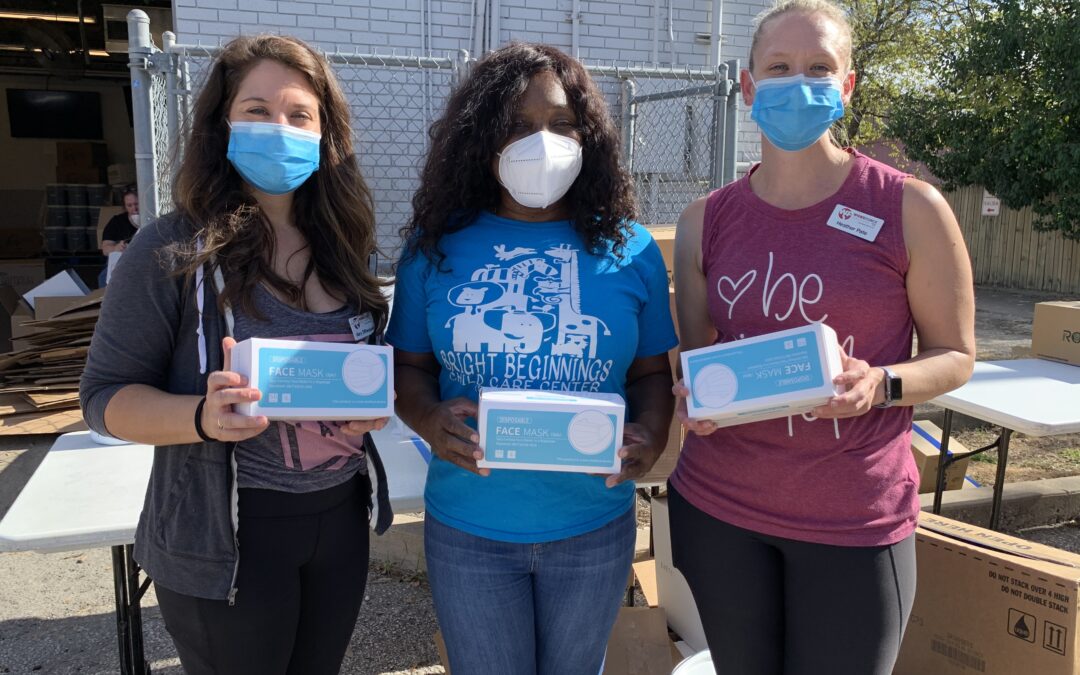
349, 313, 376, 342
825, 204, 884, 242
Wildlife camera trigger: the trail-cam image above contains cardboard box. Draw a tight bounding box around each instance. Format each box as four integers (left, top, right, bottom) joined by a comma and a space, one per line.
911, 419, 971, 493
56, 141, 108, 169
107, 163, 136, 187
895, 511, 1080, 675
647, 225, 676, 286
56, 165, 106, 183
477, 389, 624, 474
231, 338, 393, 420
1032, 301, 1080, 367
603, 607, 679, 675
651, 495, 708, 652
0, 260, 46, 294
681, 322, 844, 427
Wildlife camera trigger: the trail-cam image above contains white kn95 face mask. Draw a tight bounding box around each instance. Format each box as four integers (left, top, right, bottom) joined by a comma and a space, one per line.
497, 130, 583, 209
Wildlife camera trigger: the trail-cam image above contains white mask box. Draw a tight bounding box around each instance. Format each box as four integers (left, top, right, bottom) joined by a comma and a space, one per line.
231, 338, 393, 420
477, 388, 624, 474
681, 322, 844, 427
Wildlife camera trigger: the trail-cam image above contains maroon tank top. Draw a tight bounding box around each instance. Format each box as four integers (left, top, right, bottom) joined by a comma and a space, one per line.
670, 150, 920, 546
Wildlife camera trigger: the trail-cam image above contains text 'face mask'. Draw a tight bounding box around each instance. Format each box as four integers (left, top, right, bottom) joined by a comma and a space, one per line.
497, 130, 583, 209
226, 121, 321, 195
750, 74, 845, 152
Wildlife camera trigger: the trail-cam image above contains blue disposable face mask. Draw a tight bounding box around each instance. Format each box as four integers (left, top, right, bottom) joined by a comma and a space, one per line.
226, 121, 321, 195
749, 74, 846, 152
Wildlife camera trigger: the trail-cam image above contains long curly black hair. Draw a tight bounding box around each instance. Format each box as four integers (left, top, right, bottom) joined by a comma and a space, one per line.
401, 43, 638, 267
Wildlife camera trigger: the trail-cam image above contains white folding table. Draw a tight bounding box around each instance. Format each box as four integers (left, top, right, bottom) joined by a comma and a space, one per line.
930, 359, 1080, 530
0, 425, 430, 674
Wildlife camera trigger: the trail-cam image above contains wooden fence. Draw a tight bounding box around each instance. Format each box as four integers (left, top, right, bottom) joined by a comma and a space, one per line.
945, 185, 1080, 295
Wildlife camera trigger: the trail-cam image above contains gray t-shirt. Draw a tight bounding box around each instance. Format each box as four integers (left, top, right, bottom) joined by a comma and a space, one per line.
233, 284, 368, 492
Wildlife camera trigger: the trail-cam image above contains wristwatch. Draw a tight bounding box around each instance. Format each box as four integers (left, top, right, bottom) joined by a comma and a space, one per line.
873, 366, 902, 409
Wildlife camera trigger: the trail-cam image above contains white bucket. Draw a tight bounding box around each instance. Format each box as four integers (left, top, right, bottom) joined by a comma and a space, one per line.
672, 650, 715, 675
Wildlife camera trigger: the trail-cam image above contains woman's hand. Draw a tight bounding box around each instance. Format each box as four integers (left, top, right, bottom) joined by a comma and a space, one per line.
672, 380, 718, 436
811, 347, 884, 419
202, 337, 270, 442
415, 397, 490, 476
338, 418, 391, 436
605, 422, 663, 488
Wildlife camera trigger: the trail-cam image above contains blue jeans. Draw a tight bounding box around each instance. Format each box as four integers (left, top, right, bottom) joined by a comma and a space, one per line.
425, 507, 636, 675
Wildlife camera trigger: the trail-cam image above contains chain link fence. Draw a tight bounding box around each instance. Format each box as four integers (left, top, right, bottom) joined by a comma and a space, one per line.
126, 11, 738, 261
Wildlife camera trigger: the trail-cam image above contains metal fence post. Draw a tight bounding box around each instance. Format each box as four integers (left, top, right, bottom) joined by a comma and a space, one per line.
709, 62, 729, 189
127, 10, 159, 219
162, 31, 179, 160
620, 77, 636, 173
723, 58, 740, 185
452, 49, 472, 86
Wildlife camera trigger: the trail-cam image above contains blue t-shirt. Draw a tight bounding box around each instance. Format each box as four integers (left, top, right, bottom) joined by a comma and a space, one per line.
386, 211, 678, 543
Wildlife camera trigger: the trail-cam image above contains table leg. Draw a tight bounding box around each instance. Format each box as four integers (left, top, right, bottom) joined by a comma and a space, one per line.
111, 545, 133, 675
989, 428, 1013, 531
110, 544, 151, 674
932, 410, 955, 515
126, 544, 150, 674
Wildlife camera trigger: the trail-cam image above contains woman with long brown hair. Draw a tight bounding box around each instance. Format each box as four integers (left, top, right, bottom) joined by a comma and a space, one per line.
80, 35, 392, 674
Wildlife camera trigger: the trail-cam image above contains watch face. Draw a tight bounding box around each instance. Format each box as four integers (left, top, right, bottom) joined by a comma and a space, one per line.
887, 373, 902, 401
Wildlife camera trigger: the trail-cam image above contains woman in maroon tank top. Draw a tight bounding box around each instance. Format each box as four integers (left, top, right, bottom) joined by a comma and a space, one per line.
667, 1, 976, 673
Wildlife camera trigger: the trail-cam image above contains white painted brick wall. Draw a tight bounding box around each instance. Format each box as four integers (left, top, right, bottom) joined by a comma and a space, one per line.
170, 0, 768, 241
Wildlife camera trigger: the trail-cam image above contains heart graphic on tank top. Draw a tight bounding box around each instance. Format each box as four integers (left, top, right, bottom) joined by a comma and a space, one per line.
715, 270, 758, 318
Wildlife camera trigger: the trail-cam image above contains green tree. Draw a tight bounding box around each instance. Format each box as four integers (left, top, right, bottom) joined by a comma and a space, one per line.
836, 0, 979, 146
890, 0, 1080, 239
837, 0, 933, 145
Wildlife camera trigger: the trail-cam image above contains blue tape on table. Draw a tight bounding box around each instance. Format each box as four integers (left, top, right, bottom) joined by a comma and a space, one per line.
410, 436, 432, 465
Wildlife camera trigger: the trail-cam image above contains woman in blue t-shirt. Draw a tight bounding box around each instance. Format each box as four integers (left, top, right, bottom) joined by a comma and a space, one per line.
387, 43, 677, 674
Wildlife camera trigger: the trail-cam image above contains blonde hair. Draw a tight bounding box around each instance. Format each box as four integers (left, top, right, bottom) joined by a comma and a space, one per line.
749, 0, 853, 73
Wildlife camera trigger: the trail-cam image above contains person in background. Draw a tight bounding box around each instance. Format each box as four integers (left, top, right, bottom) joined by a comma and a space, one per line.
669, 1, 976, 673
100, 187, 140, 254
81, 35, 392, 674
387, 43, 677, 675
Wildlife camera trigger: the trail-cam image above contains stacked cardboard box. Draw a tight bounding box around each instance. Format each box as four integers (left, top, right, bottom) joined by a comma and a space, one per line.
55, 142, 108, 183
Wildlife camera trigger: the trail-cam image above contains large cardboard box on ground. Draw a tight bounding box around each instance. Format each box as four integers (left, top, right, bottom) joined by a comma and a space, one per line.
651, 495, 708, 653
910, 419, 971, 493
1032, 301, 1080, 367
895, 512, 1080, 675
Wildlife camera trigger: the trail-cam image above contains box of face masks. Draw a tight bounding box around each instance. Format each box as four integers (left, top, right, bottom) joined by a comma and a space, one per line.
681, 322, 844, 427
231, 338, 393, 420
477, 389, 625, 474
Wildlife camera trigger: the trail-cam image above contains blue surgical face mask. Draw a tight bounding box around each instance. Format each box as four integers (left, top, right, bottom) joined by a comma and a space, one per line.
749, 74, 845, 152
226, 121, 321, 195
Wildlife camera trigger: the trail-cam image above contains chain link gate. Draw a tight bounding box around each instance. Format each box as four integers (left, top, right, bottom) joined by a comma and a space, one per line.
126, 10, 740, 259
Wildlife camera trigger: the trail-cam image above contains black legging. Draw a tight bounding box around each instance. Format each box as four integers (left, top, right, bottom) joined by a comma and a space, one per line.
668, 482, 916, 675
156, 474, 371, 675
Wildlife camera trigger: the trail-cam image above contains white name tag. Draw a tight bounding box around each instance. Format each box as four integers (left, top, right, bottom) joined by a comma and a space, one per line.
349, 313, 376, 342
825, 204, 884, 242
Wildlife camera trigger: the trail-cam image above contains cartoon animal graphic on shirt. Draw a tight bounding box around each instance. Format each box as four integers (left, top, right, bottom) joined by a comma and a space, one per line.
444, 244, 608, 357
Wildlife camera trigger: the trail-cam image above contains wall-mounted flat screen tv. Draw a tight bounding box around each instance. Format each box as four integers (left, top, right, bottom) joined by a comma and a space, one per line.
6, 89, 104, 139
